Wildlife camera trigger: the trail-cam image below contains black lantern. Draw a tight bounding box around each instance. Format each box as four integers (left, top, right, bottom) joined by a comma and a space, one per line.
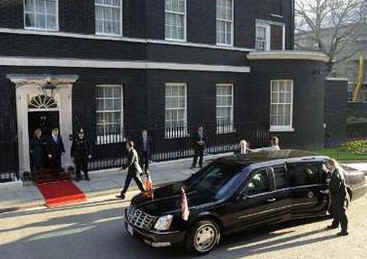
42, 81, 56, 98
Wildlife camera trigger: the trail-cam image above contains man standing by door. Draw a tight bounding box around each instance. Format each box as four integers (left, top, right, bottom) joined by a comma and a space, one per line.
71, 129, 92, 181
324, 159, 349, 236
191, 126, 206, 169
46, 128, 65, 173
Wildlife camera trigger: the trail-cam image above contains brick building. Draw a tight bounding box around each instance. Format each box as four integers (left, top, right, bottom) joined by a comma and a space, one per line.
0, 0, 330, 178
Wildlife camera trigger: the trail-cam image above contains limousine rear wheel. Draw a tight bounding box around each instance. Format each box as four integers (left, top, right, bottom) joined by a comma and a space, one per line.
186, 220, 220, 255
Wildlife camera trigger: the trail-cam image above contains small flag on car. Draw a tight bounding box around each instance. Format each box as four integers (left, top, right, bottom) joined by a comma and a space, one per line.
181, 187, 189, 221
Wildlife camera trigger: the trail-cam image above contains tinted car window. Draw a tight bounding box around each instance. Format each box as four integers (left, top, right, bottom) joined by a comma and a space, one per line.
287, 163, 322, 187
186, 162, 242, 195
245, 170, 271, 196
274, 166, 290, 189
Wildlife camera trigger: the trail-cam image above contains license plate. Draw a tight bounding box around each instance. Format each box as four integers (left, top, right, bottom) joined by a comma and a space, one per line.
127, 224, 134, 236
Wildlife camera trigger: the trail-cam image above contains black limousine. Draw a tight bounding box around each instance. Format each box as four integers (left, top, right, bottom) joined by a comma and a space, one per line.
123, 150, 366, 255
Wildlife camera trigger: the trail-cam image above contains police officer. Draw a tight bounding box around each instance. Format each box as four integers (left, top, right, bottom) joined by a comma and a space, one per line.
324, 159, 349, 236
71, 129, 92, 181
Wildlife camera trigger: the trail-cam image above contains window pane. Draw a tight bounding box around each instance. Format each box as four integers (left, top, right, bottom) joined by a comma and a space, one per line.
270, 81, 293, 127
114, 99, 121, 110
25, 0, 57, 29
165, 0, 185, 40
246, 170, 271, 196
104, 87, 113, 97
25, 13, 35, 27
288, 164, 321, 186
96, 85, 123, 144
96, 99, 104, 111
165, 84, 187, 136
95, 0, 121, 35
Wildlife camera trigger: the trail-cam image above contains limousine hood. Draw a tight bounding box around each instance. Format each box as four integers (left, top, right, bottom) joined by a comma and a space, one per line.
131, 182, 215, 216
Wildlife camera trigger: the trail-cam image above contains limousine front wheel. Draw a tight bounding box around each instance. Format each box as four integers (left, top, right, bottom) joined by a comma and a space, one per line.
186, 220, 220, 255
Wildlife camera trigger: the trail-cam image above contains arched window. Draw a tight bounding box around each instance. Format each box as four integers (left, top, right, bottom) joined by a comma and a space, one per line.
28, 95, 57, 109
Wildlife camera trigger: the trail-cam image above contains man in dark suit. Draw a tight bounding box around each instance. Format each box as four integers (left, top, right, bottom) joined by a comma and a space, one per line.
116, 141, 145, 200
71, 128, 92, 181
191, 126, 206, 169
138, 129, 153, 174
324, 159, 349, 236
46, 128, 65, 172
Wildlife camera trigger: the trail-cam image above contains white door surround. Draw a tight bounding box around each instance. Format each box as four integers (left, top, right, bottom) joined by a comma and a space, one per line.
6, 74, 79, 175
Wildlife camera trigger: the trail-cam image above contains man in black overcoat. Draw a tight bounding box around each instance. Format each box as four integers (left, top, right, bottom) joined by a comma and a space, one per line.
324, 159, 349, 236
71, 129, 92, 181
191, 126, 206, 169
137, 129, 153, 174
46, 128, 65, 172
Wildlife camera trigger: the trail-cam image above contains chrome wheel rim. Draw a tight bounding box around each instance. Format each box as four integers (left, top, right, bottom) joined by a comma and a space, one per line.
193, 224, 217, 253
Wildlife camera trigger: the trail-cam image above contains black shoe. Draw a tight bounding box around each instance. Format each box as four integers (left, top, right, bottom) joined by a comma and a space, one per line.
190, 166, 196, 169
337, 231, 349, 236
75, 177, 81, 182
85, 176, 90, 181
116, 193, 126, 200
326, 225, 338, 230
199, 165, 203, 168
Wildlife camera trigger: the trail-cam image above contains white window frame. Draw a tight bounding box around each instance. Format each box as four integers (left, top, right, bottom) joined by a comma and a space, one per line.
165, 83, 188, 139
256, 19, 286, 51
95, 0, 123, 36
270, 80, 294, 132
216, 0, 234, 46
23, 0, 59, 31
255, 23, 271, 51
165, 0, 187, 42
96, 84, 124, 145
216, 83, 234, 134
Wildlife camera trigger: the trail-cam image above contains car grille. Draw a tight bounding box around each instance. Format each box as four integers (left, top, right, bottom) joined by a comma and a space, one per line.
127, 205, 157, 231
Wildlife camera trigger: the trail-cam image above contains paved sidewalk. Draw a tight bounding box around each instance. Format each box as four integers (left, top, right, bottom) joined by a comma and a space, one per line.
1, 154, 366, 213
0, 154, 224, 213
342, 162, 367, 174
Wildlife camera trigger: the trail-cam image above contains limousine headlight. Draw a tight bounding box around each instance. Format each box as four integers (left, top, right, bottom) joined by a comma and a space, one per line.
154, 215, 173, 231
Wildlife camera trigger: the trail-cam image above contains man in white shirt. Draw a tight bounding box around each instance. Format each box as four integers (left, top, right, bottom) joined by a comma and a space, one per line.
251, 136, 280, 152
234, 140, 249, 155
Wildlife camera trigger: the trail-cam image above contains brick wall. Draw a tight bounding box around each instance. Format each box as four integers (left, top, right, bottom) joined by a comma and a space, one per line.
0, 0, 294, 50
249, 59, 326, 149
324, 79, 347, 146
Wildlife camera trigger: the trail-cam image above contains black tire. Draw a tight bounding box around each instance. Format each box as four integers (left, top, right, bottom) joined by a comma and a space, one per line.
185, 220, 221, 255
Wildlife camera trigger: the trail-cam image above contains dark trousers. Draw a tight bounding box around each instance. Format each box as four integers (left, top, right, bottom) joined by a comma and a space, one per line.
192, 149, 204, 167
49, 156, 62, 170
141, 151, 150, 173
121, 171, 145, 194
331, 198, 348, 232
75, 158, 89, 179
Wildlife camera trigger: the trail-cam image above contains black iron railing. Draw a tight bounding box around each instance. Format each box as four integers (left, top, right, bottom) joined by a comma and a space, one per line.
0, 141, 19, 180
89, 122, 270, 171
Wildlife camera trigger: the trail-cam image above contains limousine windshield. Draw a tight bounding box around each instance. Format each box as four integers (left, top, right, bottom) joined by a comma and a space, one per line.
185, 162, 244, 198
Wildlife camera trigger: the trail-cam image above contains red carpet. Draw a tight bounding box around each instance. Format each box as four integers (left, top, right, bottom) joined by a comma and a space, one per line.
37, 180, 87, 208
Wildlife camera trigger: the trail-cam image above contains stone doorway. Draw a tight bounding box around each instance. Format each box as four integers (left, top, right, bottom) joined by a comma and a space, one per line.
6, 74, 79, 175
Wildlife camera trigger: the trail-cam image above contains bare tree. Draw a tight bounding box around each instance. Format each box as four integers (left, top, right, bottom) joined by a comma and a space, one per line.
295, 0, 367, 72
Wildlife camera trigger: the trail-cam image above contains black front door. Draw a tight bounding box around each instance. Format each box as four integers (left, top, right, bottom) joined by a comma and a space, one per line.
28, 111, 60, 170
28, 111, 59, 138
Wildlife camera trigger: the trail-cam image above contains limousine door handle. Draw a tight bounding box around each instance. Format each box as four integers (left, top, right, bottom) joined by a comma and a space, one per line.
267, 198, 276, 202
